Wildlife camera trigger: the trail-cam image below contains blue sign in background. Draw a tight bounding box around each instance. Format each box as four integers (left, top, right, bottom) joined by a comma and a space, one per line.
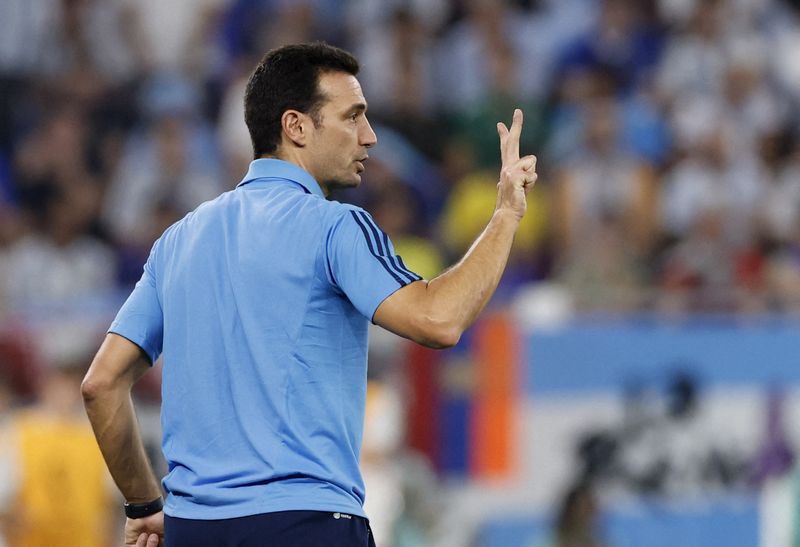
527, 318, 800, 395
478, 499, 759, 547
479, 319, 800, 547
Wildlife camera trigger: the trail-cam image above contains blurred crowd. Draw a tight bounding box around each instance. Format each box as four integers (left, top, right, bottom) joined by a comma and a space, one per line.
1, 0, 800, 327
2, 0, 800, 545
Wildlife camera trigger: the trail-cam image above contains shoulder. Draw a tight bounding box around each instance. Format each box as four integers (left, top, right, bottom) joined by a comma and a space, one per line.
153, 192, 229, 250
326, 199, 374, 222
320, 197, 361, 215
312, 199, 370, 232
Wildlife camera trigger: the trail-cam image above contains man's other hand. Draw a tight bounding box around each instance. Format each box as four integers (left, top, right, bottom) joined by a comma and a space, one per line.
125, 511, 164, 547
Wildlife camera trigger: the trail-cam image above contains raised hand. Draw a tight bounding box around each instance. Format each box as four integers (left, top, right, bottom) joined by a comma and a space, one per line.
495, 109, 537, 221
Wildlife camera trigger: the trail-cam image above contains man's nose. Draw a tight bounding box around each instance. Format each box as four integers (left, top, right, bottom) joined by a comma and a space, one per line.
360, 118, 377, 148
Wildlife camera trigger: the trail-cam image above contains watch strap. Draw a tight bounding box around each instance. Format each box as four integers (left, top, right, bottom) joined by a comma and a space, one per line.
124, 497, 164, 519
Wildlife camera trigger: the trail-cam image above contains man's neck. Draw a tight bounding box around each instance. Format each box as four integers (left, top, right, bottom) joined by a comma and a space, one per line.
258, 152, 329, 196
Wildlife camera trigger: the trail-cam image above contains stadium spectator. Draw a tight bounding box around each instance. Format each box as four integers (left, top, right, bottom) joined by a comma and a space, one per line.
216, 62, 255, 179
361, 380, 439, 547
13, 101, 102, 217
53, 0, 143, 86
0, 0, 65, 155
556, 212, 648, 312
1, 181, 115, 310
102, 75, 223, 269
655, 0, 729, 102
353, 8, 437, 117
758, 131, 800, 245
552, 96, 657, 256
558, 0, 664, 93
659, 127, 728, 240
434, 0, 546, 112
0, 363, 116, 547
119, 0, 228, 75
765, 223, 800, 314
353, 8, 444, 160
767, 0, 800, 101
657, 206, 735, 313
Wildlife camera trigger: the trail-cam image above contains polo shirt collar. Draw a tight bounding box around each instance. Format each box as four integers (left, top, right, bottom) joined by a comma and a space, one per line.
237, 159, 325, 198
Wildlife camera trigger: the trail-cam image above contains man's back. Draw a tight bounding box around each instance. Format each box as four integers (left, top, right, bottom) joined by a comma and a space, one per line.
110, 160, 420, 520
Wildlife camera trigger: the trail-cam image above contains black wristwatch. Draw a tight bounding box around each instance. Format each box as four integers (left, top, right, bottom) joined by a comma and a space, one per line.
124, 497, 164, 519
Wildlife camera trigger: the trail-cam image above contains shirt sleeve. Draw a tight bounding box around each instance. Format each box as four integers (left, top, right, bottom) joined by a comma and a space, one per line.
108, 242, 164, 364
327, 208, 423, 321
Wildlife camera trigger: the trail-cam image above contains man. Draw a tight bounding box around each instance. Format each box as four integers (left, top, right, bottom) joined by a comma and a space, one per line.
82, 42, 536, 547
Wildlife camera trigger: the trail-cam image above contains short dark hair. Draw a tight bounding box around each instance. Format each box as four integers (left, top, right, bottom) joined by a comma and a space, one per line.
244, 42, 360, 159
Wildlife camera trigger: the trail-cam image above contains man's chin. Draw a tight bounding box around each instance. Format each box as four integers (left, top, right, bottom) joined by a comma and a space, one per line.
323, 175, 362, 193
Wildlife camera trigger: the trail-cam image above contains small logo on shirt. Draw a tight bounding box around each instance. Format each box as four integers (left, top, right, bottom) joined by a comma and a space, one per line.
333, 512, 352, 520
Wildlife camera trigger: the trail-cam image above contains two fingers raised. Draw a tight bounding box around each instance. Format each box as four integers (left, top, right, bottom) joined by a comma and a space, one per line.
496, 108, 524, 167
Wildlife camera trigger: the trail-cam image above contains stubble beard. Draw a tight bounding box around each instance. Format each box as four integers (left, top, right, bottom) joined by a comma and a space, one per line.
321, 172, 361, 193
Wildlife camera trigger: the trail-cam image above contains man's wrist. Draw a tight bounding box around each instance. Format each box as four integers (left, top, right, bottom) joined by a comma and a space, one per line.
492, 208, 522, 225
124, 496, 164, 519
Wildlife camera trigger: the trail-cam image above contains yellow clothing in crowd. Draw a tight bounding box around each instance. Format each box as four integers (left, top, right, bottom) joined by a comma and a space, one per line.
441, 171, 548, 256
4, 410, 113, 547
393, 236, 445, 281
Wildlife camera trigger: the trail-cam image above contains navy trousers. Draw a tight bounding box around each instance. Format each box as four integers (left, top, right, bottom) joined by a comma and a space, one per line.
164, 510, 377, 547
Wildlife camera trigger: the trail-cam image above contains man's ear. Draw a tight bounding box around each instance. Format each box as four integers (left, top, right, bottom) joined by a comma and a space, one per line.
281, 110, 310, 147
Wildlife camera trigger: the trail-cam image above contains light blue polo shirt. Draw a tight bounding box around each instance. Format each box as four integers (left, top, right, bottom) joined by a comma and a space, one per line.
109, 159, 422, 520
